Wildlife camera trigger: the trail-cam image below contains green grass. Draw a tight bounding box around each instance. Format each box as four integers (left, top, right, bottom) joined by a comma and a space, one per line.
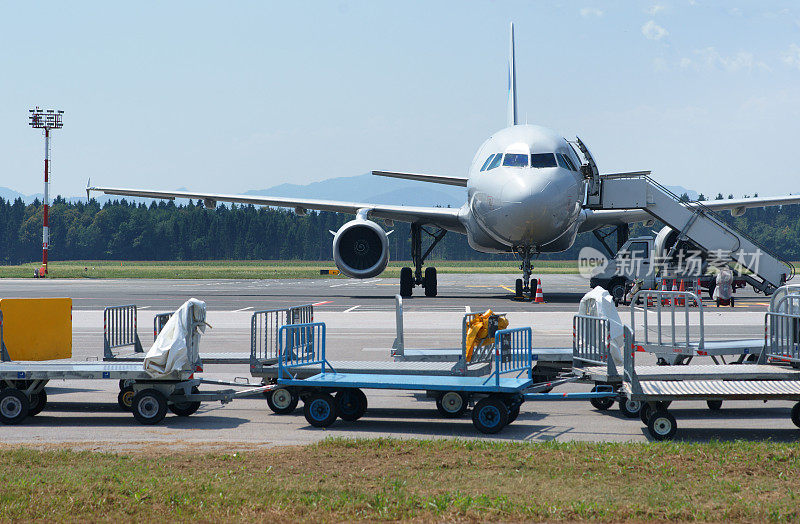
0, 259, 580, 279
1, 438, 800, 521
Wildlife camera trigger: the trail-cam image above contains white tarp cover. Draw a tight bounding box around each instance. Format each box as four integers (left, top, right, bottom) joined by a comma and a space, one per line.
713, 268, 734, 301
143, 298, 206, 377
578, 286, 625, 366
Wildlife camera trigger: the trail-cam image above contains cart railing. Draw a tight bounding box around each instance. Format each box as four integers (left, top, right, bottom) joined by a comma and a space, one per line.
573, 314, 611, 368
765, 311, 800, 365
103, 305, 144, 359
630, 290, 703, 356
769, 285, 800, 315
153, 312, 173, 340
277, 322, 329, 378
250, 304, 314, 374
483, 327, 532, 386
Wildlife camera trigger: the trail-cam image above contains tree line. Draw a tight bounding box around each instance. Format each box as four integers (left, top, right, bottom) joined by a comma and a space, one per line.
0, 196, 798, 264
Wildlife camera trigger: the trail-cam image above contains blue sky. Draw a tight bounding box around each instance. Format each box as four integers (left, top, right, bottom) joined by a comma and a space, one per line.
2, 1, 800, 198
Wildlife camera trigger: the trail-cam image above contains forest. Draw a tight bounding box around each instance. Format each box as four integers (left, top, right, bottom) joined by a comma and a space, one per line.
0, 195, 799, 264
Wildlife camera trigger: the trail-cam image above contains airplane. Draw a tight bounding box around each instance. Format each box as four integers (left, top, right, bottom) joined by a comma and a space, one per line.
88, 23, 800, 300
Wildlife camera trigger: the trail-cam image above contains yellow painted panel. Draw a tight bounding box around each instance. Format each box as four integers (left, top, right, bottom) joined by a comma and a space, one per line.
0, 298, 72, 361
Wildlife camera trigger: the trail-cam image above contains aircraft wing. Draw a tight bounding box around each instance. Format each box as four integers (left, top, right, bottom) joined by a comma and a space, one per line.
86, 185, 465, 232
371, 170, 469, 187
579, 194, 800, 233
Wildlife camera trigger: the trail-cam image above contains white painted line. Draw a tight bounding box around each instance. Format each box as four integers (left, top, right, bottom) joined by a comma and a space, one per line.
343, 305, 361, 313
138, 306, 151, 310
465, 305, 471, 313
233, 306, 254, 312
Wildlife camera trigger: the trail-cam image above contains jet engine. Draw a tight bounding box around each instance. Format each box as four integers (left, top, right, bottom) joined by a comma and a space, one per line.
654, 226, 707, 273
332, 219, 389, 279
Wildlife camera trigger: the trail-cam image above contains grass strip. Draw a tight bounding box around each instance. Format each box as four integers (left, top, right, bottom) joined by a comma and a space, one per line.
0, 259, 580, 279
1, 438, 799, 521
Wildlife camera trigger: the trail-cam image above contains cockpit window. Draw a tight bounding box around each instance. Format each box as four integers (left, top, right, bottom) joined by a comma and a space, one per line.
530, 153, 557, 168
502, 153, 529, 167
557, 153, 578, 171
487, 153, 503, 170
563, 154, 578, 171
480, 154, 496, 172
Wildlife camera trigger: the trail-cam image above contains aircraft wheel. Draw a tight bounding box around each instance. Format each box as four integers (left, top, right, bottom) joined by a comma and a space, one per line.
647, 410, 677, 441
266, 387, 299, 414
131, 389, 168, 425
472, 396, 509, 434
706, 400, 723, 411
400, 267, 414, 297
28, 389, 48, 417
335, 388, 367, 421
619, 397, 642, 418
304, 393, 338, 427
529, 278, 538, 297
436, 391, 468, 418
0, 388, 29, 425
424, 267, 437, 297
515, 279, 523, 298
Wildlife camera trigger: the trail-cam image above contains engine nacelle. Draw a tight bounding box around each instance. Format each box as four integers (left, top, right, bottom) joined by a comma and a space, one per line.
654, 226, 707, 273
332, 219, 389, 279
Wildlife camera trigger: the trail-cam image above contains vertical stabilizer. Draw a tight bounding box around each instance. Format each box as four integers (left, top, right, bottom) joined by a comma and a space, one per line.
507, 22, 518, 126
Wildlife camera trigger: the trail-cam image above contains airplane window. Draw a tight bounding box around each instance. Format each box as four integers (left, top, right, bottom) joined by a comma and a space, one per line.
556, 154, 570, 170
487, 153, 503, 170
530, 153, 557, 168
563, 154, 578, 171
480, 154, 496, 172
502, 153, 529, 167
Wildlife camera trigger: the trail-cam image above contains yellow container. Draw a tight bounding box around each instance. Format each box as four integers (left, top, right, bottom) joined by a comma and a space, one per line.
0, 298, 72, 361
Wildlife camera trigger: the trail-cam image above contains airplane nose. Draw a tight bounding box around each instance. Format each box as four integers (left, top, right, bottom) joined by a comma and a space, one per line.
499, 170, 560, 243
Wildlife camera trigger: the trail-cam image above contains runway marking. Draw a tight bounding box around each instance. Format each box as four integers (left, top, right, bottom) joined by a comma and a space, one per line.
233, 306, 253, 312
138, 306, 151, 310
343, 305, 361, 313
500, 285, 515, 293
313, 300, 333, 306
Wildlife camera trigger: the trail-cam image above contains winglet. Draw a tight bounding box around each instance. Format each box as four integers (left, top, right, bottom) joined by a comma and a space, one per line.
507, 22, 518, 127
86, 178, 91, 201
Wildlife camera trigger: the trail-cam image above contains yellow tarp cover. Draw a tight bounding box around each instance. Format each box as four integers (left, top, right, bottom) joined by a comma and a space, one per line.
465, 310, 508, 362
0, 298, 72, 361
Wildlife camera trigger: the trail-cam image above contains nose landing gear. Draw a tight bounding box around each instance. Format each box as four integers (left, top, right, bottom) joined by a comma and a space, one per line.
513, 246, 539, 301
399, 224, 446, 298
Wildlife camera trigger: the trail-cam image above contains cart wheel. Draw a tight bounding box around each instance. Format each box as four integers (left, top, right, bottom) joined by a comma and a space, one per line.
507, 404, 521, 424
619, 398, 642, 418
118, 379, 129, 391
0, 389, 29, 425
131, 389, 168, 425
791, 403, 800, 428
304, 393, 337, 427
335, 389, 367, 421
436, 391, 469, 418
28, 389, 47, 416
706, 400, 723, 411
590, 386, 614, 411
169, 387, 201, 417
472, 396, 509, 434
647, 410, 677, 441
266, 387, 299, 414
639, 402, 652, 425
118, 386, 135, 411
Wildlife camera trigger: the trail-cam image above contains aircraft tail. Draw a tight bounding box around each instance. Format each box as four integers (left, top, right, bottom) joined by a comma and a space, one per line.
507, 22, 518, 126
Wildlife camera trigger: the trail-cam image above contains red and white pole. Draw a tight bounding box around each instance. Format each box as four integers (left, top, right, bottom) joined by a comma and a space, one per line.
42, 127, 50, 275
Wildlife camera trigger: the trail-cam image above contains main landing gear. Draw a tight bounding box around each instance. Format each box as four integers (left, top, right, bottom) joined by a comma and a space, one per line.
513, 246, 538, 301
400, 224, 446, 298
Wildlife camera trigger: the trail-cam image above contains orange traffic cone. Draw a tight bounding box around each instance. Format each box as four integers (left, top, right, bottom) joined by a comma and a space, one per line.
534, 280, 545, 303
661, 279, 671, 306
677, 279, 685, 306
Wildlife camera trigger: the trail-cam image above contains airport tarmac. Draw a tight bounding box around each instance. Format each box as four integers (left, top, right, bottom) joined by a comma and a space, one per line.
1, 274, 795, 449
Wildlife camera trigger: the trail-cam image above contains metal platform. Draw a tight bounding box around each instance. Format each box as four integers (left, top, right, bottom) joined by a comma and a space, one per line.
109, 352, 251, 364
279, 372, 532, 393
626, 379, 800, 400
584, 363, 800, 383
0, 361, 185, 380
255, 359, 492, 379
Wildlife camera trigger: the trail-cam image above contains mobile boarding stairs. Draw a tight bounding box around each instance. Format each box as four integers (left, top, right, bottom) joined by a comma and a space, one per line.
585, 172, 794, 294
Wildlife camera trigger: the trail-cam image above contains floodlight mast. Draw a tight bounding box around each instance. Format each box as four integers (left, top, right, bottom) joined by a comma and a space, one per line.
28, 107, 64, 277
